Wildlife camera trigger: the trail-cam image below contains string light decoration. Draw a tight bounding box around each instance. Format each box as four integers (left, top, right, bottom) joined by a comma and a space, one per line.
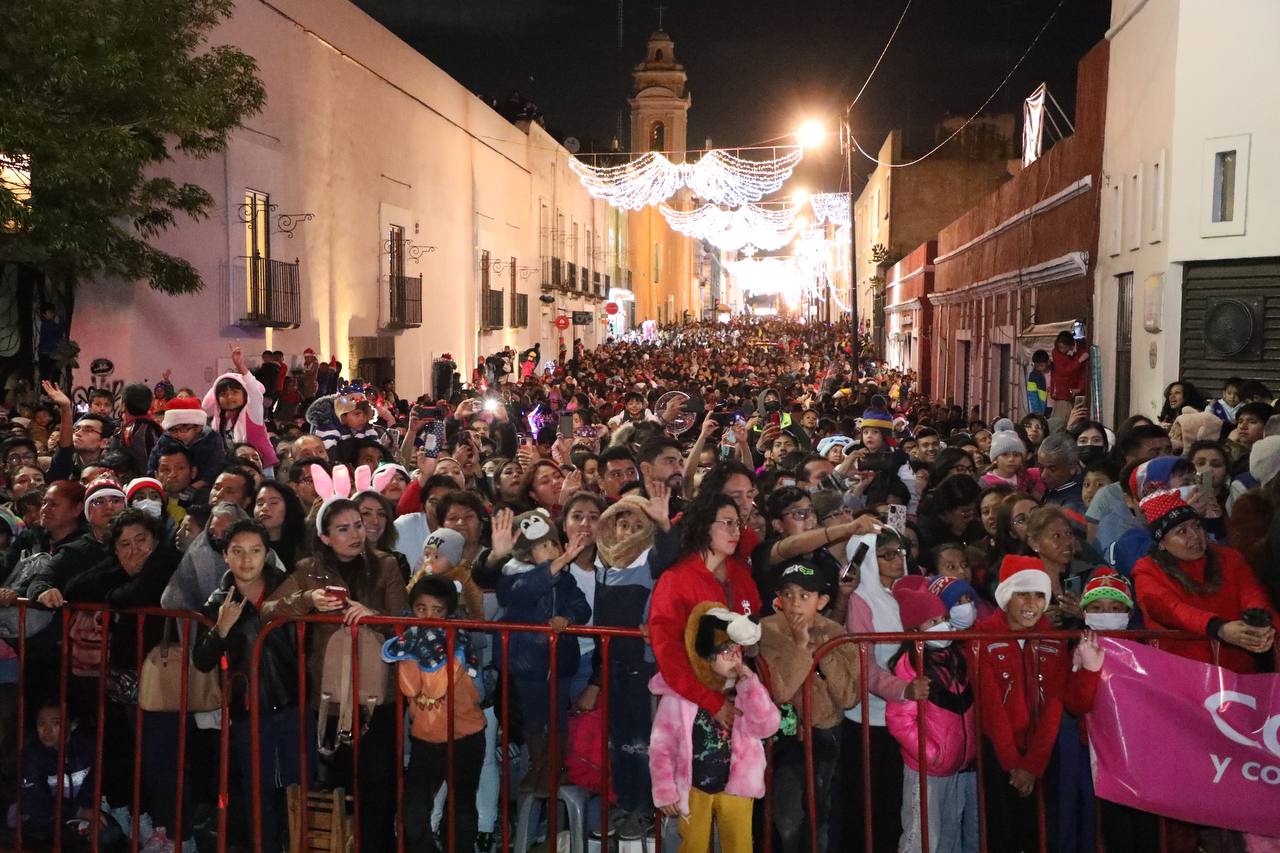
810, 193, 850, 226
568, 148, 804, 210
725, 256, 811, 306
658, 201, 799, 252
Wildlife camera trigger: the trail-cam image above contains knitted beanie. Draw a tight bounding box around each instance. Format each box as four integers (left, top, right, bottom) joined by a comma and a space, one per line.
423, 527, 466, 568
1129, 455, 1180, 499
84, 479, 126, 519
1139, 489, 1200, 543
1080, 569, 1133, 610
125, 477, 166, 503
928, 575, 979, 610
893, 582, 946, 630
989, 430, 1026, 460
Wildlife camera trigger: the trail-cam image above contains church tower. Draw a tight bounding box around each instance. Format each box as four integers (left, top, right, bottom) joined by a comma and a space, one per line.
627, 29, 699, 325
628, 31, 691, 161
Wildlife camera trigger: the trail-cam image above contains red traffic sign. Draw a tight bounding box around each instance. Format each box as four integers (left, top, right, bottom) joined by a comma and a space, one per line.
555, 316, 571, 330
605, 302, 620, 315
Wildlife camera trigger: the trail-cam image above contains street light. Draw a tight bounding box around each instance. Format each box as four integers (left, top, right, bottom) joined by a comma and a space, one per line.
796, 120, 827, 150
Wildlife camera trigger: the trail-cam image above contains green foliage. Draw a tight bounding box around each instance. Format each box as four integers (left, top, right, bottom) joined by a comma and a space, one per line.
0, 0, 266, 293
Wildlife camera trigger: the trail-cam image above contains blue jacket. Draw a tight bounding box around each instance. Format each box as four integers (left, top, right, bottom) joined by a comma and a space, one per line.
147, 427, 227, 484
21, 732, 95, 829
497, 560, 591, 678
591, 551, 657, 678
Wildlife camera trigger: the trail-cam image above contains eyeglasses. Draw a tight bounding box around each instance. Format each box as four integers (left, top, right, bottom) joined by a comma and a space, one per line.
782, 508, 813, 521
876, 548, 907, 561
821, 507, 853, 522
5, 452, 36, 465
712, 518, 743, 531
72, 425, 101, 435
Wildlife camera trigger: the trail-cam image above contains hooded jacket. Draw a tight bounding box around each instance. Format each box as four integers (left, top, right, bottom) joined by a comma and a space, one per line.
496, 558, 591, 678
647, 602, 780, 814
757, 612, 859, 730
202, 371, 279, 469
648, 552, 761, 715
884, 650, 977, 776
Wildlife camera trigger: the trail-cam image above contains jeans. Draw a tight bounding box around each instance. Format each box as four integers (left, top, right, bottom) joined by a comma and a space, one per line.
431, 705, 500, 834
513, 675, 573, 734
405, 730, 486, 853
232, 708, 313, 853
607, 668, 654, 814
772, 725, 841, 853
898, 766, 978, 853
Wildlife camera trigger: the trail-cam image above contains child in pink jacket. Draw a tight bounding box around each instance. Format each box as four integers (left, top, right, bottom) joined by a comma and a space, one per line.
649, 602, 780, 853
885, 579, 978, 853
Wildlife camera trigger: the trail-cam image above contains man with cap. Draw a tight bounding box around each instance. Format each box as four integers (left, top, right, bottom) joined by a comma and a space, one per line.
29, 479, 124, 609
972, 554, 1103, 851
1133, 489, 1274, 673
758, 558, 860, 853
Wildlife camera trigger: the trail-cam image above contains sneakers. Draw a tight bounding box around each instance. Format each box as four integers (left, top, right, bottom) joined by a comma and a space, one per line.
617, 811, 652, 841
590, 810, 623, 838
475, 830, 496, 852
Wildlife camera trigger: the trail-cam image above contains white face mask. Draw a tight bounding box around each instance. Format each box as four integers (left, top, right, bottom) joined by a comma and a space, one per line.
948, 602, 977, 630
133, 498, 163, 519
1084, 612, 1130, 632
925, 621, 953, 649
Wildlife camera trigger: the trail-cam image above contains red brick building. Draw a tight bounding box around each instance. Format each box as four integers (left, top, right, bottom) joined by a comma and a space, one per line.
883, 241, 935, 391
927, 42, 1109, 418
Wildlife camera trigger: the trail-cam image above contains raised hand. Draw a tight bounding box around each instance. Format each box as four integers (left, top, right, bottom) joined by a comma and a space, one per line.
643, 479, 671, 524
490, 508, 516, 556
41, 380, 70, 409
1073, 630, 1105, 672
215, 594, 246, 637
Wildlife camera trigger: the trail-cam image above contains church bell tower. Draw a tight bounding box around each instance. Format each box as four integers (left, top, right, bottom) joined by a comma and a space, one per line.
628, 30, 691, 161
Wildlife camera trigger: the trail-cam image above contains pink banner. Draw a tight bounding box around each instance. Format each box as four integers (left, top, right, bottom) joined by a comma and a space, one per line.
1088, 638, 1280, 836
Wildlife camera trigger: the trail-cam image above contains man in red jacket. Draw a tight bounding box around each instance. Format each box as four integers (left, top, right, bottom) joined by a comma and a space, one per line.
971, 555, 1103, 852
1049, 331, 1090, 420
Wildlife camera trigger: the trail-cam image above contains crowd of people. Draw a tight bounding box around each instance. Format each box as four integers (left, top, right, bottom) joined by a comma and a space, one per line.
0, 318, 1276, 853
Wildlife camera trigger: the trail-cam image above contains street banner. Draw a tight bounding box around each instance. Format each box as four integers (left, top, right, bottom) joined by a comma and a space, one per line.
1087, 638, 1280, 836
1022, 83, 1047, 167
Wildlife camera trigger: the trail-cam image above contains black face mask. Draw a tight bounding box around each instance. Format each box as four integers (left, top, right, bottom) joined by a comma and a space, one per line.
1078, 445, 1106, 466
764, 399, 781, 413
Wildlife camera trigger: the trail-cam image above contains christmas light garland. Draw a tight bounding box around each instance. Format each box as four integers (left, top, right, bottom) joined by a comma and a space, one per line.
658, 201, 799, 252
810, 193, 850, 226
568, 148, 804, 210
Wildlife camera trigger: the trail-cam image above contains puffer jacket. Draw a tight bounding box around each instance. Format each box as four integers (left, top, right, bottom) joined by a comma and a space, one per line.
193, 566, 298, 716
648, 670, 779, 815
496, 559, 591, 679
884, 652, 977, 776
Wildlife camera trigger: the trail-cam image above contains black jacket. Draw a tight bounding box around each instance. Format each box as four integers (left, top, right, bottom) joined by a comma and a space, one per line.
64, 544, 183, 670
26, 531, 111, 602
193, 566, 298, 716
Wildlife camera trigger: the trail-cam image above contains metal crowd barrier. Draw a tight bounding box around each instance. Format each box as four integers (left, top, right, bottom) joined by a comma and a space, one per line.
4, 598, 1259, 853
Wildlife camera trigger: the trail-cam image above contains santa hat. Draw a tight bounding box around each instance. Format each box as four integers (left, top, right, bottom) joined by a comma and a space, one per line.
84, 479, 126, 519
1139, 489, 1200, 542
303, 348, 317, 359
989, 430, 1026, 460
125, 477, 166, 503
1249, 435, 1280, 488
1080, 569, 1133, 611
161, 397, 207, 430
994, 555, 1052, 610
893, 580, 946, 630
928, 575, 978, 610
1129, 456, 1180, 499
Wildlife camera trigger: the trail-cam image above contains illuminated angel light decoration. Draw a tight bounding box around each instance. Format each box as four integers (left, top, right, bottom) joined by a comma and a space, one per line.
568, 148, 804, 210
810, 192, 850, 226
658, 201, 799, 252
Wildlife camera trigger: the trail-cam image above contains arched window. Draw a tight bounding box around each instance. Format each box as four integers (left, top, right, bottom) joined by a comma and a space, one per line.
649, 121, 665, 152
654, 49, 664, 62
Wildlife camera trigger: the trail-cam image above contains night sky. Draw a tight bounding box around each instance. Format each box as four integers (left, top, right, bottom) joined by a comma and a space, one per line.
352, 0, 1111, 189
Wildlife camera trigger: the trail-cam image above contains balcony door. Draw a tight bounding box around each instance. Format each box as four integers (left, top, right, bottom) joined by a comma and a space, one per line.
243, 190, 271, 317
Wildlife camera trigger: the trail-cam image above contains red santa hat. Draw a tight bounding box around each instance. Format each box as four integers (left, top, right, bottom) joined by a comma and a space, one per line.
994, 554, 1052, 610
161, 397, 207, 430
125, 477, 166, 503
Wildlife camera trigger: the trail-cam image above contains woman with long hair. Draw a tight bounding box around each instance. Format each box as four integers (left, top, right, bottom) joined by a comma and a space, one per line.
252, 479, 308, 571
262, 496, 407, 851
987, 493, 1040, 596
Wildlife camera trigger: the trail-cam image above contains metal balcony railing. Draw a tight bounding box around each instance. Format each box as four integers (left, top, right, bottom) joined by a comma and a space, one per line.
388, 273, 422, 328
238, 256, 300, 328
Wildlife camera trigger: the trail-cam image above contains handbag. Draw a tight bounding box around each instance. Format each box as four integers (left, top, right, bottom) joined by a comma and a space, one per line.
68, 610, 106, 677
137, 619, 223, 712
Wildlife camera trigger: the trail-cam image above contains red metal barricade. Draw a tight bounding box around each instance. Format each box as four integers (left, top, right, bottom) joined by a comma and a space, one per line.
7, 600, 230, 853
9, 597, 1271, 853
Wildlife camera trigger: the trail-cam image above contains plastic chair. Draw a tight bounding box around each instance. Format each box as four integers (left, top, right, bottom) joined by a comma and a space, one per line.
512, 784, 589, 853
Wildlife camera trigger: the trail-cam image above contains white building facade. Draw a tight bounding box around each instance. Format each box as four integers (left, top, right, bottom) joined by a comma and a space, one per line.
69, 0, 626, 392
1096, 0, 1280, 422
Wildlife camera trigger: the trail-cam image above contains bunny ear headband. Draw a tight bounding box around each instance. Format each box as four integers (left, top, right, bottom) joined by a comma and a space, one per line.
372, 463, 409, 494
313, 463, 355, 535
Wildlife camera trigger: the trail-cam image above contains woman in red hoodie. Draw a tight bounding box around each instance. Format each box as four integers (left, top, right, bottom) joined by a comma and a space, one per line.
971, 555, 1103, 852
648, 495, 761, 727
1132, 489, 1275, 674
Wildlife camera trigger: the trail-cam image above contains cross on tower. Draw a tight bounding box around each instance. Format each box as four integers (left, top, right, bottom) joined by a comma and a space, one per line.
656, 2, 666, 29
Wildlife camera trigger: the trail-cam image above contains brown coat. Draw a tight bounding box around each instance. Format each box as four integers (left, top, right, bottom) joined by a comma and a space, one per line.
262, 550, 408, 707
758, 613, 860, 730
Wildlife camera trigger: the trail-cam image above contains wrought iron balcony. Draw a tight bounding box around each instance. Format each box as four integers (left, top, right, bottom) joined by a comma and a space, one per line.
387, 273, 423, 328
237, 256, 300, 328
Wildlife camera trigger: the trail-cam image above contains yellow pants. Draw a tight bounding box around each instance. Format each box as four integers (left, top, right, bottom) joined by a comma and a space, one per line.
678, 788, 753, 853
